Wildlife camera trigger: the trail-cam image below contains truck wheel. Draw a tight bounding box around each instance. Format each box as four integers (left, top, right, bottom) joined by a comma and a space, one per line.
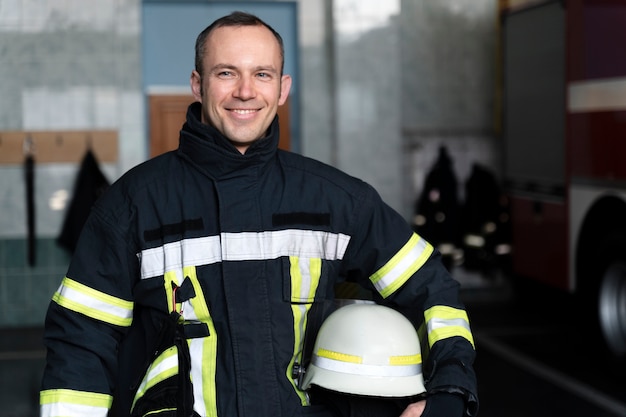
598, 260, 626, 359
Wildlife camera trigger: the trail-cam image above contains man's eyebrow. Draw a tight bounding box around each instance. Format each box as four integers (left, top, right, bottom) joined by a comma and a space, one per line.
253, 65, 279, 74
209, 63, 237, 73
209, 63, 278, 74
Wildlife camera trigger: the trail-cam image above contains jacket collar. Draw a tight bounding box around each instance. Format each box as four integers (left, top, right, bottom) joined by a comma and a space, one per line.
178, 102, 280, 179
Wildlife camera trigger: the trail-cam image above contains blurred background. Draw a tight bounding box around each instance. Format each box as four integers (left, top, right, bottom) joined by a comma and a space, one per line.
0, 0, 625, 416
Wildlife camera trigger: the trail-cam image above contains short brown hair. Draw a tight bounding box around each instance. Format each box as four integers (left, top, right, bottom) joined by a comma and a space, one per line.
194, 11, 285, 77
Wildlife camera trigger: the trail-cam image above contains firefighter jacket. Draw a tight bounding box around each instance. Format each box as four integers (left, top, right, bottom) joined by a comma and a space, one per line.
40, 102, 478, 417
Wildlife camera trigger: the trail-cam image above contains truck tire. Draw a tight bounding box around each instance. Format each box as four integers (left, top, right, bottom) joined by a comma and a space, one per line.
585, 233, 626, 366
598, 260, 626, 359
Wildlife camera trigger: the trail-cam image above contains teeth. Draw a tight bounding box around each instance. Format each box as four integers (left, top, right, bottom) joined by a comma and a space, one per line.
232, 109, 256, 114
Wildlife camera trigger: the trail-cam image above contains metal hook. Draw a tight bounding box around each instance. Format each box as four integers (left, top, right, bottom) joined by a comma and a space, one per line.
23, 134, 34, 156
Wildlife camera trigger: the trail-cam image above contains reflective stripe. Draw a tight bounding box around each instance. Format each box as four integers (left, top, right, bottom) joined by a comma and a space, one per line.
139, 230, 351, 279
222, 230, 350, 260
140, 236, 222, 279
132, 346, 179, 410
52, 277, 133, 327
317, 348, 361, 363
389, 353, 422, 366
370, 233, 433, 298
424, 305, 475, 348
568, 77, 626, 112
40, 389, 112, 417
183, 266, 218, 417
290, 256, 322, 303
287, 256, 322, 405
312, 354, 422, 377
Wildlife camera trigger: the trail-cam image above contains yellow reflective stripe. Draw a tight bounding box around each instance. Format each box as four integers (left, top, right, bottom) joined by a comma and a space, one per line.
132, 346, 179, 410
287, 256, 322, 405
40, 389, 112, 417
317, 348, 362, 364
183, 266, 218, 417
144, 408, 176, 416
139, 231, 351, 279
424, 306, 475, 348
289, 256, 321, 303
389, 353, 422, 366
370, 233, 434, 298
289, 303, 309, 405
310, 258, 322, 296
52, 277, 133, 327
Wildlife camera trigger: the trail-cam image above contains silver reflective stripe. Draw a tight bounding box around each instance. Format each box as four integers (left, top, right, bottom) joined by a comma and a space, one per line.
40, 402, 109, 417
221, 230, 350, 261
370, 233, 433, 298
139, 230, 351, 279
423, 305, 475, 348
140, 236, 222, 279
40, 389, 112, 417
189, 338, 208, 417
53, 277, 133, 327
132, 347, 179, 409
568, 77, 626, 112
312, 355, 422, 377
427, 317, 471, 333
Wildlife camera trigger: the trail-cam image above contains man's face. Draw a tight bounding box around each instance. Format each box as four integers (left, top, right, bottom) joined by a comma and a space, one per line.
191, 25, 292, 154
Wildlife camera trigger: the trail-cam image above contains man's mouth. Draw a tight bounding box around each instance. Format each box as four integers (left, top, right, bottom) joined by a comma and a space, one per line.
230, 109, 258, 115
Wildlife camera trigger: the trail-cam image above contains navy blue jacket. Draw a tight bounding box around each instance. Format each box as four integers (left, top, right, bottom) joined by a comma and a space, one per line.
41, 102, 477, 417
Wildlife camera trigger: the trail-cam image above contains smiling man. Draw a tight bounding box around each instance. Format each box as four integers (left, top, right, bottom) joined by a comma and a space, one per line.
191, 21, 292, 152
40, 11, 478, 417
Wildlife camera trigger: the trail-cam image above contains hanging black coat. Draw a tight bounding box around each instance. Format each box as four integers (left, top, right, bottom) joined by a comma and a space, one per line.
413, 146, 461, 248
57, 149, 110, 253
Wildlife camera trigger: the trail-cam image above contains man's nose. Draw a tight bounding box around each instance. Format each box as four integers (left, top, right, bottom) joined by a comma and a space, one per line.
234, 76, 256, 100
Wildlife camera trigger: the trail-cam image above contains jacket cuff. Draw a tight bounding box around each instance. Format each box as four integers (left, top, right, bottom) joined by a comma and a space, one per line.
423, 393, 464, 417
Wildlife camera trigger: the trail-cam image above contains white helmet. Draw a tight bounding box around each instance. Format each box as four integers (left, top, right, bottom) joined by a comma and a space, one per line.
301, 303, 426, 397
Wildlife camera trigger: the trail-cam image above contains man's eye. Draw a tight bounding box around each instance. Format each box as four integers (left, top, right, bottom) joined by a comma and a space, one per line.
218, 71, 233, 77
257, 72, 270, 78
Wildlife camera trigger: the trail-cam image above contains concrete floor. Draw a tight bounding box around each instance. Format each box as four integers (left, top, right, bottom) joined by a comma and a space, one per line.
2, 268, 625, 417
460, 268, 626, 417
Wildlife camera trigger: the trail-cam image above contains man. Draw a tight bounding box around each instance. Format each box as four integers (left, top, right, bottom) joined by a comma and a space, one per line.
40, 11, 478, 417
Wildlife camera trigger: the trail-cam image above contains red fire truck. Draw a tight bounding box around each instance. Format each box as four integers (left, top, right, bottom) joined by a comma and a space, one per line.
502, 0, 626, 360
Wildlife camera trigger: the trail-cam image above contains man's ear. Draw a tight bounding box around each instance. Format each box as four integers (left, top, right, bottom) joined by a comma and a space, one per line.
278, 74, 292, 106
190, 70, 202, 102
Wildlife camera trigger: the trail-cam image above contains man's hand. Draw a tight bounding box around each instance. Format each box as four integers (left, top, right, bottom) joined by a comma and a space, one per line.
400, 399, 426, 417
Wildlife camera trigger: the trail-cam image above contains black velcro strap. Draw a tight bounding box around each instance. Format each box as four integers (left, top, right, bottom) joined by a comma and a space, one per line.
174, 277, 196, 303
272, 212, 331, 227
183, 322, 210, 339
144, 218, 204, 242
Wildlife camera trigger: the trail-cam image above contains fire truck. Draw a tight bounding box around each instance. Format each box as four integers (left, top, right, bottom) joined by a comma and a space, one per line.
501, 0, 626, 360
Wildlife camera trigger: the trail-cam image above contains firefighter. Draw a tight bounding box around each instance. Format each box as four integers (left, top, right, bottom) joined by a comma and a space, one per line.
39, 11, 478, 417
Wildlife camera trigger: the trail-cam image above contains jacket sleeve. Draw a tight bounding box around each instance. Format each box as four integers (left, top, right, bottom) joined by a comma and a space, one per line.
341, 184, 478, 416
40, 194, 137, 417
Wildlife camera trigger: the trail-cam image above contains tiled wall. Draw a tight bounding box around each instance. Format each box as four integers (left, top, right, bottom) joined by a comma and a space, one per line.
0, 0, 498, 329
0, 0, 143, 328
0, 239, 69, 326
333, 0, 405, 215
